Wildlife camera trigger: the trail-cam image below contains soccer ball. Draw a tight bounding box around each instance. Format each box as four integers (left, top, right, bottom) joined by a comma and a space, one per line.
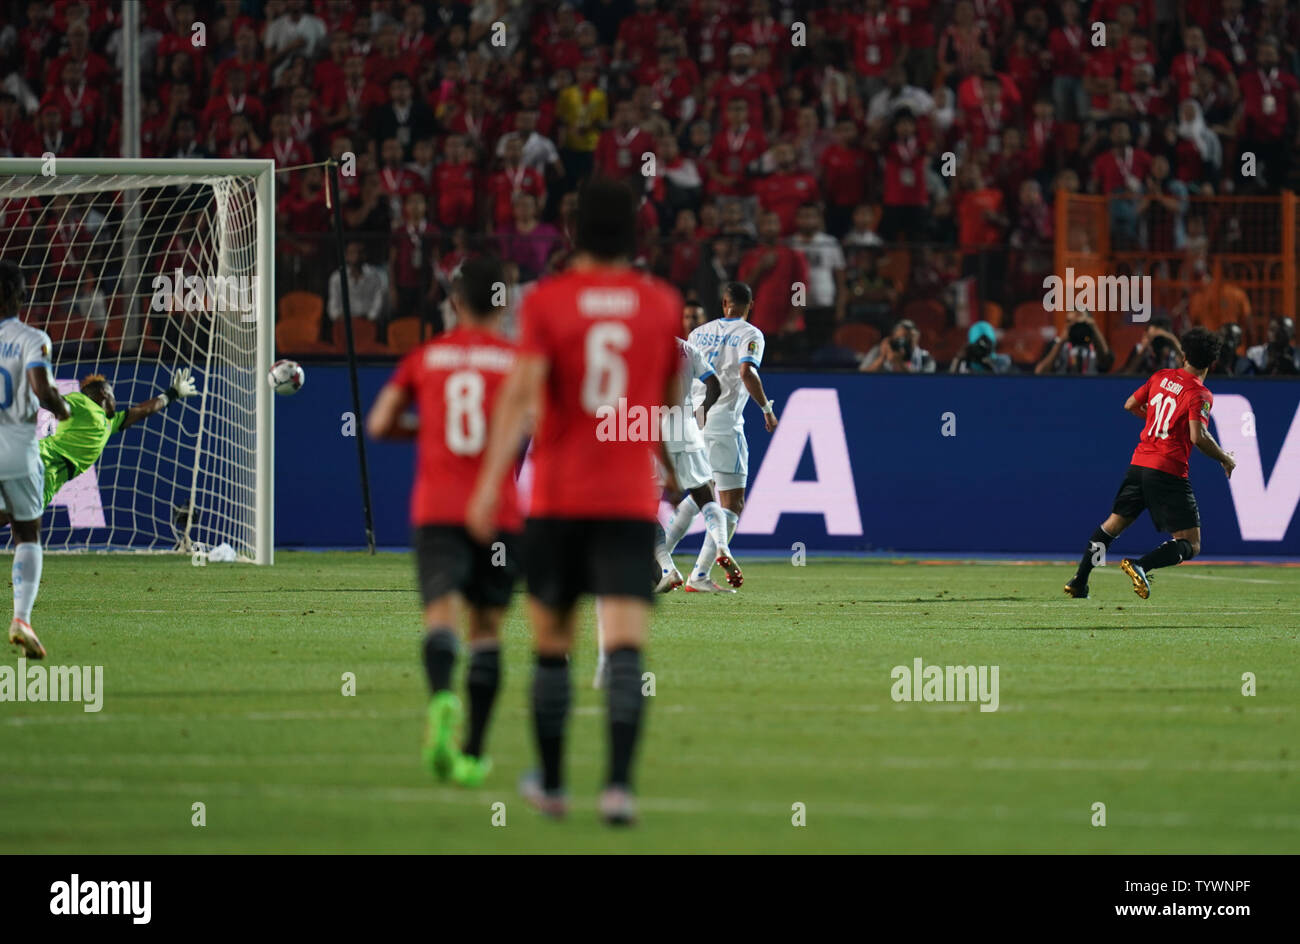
268, 359, 305, 396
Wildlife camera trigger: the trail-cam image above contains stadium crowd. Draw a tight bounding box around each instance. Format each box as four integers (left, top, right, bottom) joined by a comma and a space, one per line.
0, 0, 1298, 372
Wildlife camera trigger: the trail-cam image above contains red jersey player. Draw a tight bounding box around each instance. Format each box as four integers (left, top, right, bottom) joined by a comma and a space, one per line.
467, 178, 680, 826
366, 257, 520, 790
1066, 327, 1236, 600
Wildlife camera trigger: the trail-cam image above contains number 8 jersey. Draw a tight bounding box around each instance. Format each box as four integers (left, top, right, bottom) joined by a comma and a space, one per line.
517, 265, 680, 520
389, 325, 521, 530
1130, 367, 1213, 479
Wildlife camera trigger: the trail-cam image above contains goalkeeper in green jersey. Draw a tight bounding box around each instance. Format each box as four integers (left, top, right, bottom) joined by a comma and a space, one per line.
0, 368, 198, 523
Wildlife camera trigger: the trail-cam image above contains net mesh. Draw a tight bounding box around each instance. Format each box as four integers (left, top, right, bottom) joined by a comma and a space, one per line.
0, 169, 261, 559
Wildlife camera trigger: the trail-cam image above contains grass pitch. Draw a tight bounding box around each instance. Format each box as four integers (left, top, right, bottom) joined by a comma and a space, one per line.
1, 553, 1296, 853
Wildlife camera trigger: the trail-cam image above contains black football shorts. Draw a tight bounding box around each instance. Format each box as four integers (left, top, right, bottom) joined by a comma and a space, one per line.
1110, 464, 1201, 533
413, 525, 520, 608
524, 517, 657, 610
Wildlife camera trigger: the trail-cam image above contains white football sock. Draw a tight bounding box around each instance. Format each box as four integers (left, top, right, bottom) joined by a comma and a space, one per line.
723, 508, 738, 543
653, 522, 673, 572
694, 508, 740, 579
12, 541, 42, 623
700, 501, 729, 553
664, 495, 698, 554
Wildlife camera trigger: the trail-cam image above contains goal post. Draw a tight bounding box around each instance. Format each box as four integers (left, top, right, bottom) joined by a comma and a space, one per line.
0, 157, 276, 563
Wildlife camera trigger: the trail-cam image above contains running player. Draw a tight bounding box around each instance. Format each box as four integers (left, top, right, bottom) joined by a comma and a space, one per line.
466, 178, 680, 826
676, 281, 778, 592
367, 256, 520, 788
0, 261, 69, 659
1065, 326, 1236, 599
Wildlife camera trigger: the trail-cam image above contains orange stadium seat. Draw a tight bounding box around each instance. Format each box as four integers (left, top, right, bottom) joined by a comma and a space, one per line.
1001, 326, 1053, 366
833, 322, 880, 355
1013, 300, 1055, 329
1107, 324, 1148, 368
276, 317, 331, 356
386, 317, 426, 355
902, 298, 948, 338
278, 291, 323, 327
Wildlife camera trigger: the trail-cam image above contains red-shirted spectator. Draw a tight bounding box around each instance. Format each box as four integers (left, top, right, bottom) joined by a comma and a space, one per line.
398, 3, 436, 62
852, 0, 899, 83
956, 49, 1022, 112
1208, 0, 1253, 70
313, 30, 351, 99
367, 23, 409, 92
218, 112, 261, 158
202, 67, 266, 148
31, 104, 92, 157
39, 60, 101, 142
615, 0, 672, 69
445, 82, 499, 160
44, 20, 113, 92
878, 110, 928, 242
213, 25, 271, 95
1082, 28, 1120, 117
938, 1, 991, 84
739, 209, 810, 337
818, 118, 868, 237
753, 140, 819, 234
955, 167, 1007, 261
689, 0, 733, 74
324, 53, 384, 131
959, 75, 1011, 155
705, 44, 780, 132
1005, 29, 1042, 107
1090, 121, 1152, 194
704, 98, 768, 198
276, 166, 329, 263
639, 47, 699, 129
667, 209, 702, 287
489, 135, 547, 230
1235, 37, 1300, 192
594, 100, 655, 184
1093, 0, 1154, 31
155, 0, 207, 86
435, 135, 478, 229
45, 195, 91, 281
0, 94, 35, 159
376, 136, 423, 219
736, 0, 784, 65
261, 113, 313, 180
1170, 26, 1236, 103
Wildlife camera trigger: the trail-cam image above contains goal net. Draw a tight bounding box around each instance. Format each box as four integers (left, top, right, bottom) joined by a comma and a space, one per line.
0, 158, 275, 563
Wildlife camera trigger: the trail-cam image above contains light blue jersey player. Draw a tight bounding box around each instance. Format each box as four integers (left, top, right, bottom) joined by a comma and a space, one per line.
670, 281, 778, 592
0, 262, 69, 659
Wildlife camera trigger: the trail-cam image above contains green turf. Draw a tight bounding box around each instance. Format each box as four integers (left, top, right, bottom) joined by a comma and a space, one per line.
1, 552, 1296, 853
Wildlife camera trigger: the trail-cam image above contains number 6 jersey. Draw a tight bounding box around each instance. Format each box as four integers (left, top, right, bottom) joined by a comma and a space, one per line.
517, 265, 680, 521
1130, 367, 1213, 479
389, 324, 520, 530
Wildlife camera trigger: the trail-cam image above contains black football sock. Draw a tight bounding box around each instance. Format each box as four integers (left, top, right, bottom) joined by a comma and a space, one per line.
606, 647, 645, 789
422, 627, 458, 693
532, 655, 570, 793
1075, 526, 1116, 582
463, 644, 501, 758
1137, 539, 1195, 573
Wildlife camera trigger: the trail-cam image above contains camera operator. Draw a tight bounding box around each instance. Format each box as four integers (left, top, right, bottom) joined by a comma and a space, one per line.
860, 317, 936, 373
1245, 317, 1300, 376
1211, 323, 1255, 376
1120, 315, 1182, 374
1034, 309, 1114, 374
950, 320, 1011, 374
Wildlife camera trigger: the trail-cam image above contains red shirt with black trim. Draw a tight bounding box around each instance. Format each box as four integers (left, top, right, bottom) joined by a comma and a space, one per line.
389, 325, 522, 530
1129, 368, 1213, 479
516, 266, 680, 521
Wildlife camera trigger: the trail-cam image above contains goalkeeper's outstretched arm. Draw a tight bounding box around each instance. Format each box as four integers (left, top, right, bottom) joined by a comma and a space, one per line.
119, 367, 198, 430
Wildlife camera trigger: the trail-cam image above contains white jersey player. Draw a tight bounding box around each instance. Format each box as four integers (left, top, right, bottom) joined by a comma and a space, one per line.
670, 282, 778, 592
0, 261, 70, 659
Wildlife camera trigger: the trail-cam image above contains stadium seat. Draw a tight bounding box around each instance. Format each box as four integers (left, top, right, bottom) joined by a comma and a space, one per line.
278, 291, 324, 326
982, 302, 1003, 328
832, 322, 880, 355
276, 317, 331, 356
902, 298, 948, 338
1002, 326, 1054, 366
386, 317, 426, 354
343, 318, 392, 357
880, 249, 911, 293
1013, 300, 1055, 329
1107, 324, 1148, 368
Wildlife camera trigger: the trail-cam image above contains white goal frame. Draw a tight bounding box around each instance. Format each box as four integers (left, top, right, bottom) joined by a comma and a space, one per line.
0, 158, 276, 564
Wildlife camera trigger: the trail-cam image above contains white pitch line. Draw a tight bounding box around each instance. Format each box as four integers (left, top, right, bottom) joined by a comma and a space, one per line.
0, 773, 1295, 832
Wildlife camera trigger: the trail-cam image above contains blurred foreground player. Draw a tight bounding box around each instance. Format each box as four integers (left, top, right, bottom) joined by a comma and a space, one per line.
367, 257, 520, 788
467, 178, 680, 825
1065, 327, 1236, 600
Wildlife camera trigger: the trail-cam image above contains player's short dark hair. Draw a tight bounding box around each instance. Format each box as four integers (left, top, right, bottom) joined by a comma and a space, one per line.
453, 255, 505, 319
575, 178, 638, 261
0, 261, 27, 316
1181, 326, 1223, 370
80, 373, 110, 399
722, 281, 752, 308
